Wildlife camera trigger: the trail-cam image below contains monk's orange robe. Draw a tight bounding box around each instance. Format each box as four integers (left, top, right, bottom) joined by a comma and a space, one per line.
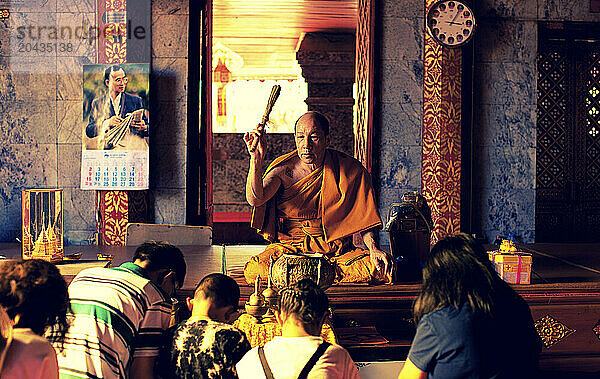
244, 149, 386, 284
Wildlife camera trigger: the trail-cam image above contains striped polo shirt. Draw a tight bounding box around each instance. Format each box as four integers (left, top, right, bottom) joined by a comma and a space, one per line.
55, 262, 172, 379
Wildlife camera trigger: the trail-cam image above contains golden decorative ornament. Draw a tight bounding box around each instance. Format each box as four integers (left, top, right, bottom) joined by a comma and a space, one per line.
534, 314, 576, 348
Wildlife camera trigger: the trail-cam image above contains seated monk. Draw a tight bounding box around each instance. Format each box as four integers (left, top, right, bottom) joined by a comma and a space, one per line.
243, 111, 394, 284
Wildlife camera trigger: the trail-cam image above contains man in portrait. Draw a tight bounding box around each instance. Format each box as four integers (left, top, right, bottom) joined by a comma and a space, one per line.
84, 64, 149, 150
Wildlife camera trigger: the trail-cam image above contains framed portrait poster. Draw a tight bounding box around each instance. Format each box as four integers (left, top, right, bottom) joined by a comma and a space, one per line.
80, 63, 150, 190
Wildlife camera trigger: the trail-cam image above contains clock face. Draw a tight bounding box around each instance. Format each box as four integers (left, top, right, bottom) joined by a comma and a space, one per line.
426, 0, 476, 47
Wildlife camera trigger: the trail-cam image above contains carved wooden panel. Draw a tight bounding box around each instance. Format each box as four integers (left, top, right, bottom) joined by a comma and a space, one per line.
354, 0, 373, 170
536, 27, 600, 242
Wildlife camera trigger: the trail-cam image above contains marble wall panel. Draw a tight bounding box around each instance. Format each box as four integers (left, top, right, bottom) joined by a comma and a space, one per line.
9, 56, 57, 100
380, 60, 423, 105
379, 144, 421, 190
0, 195, 20, 242
153, 188, 186, 225
380, 102, 422, 146
64, 230, 96, 245
57, 56, 92, 101
0, 19, 10, 56
4, 100, 57, 144
475, 102, 536, 148
212, 160, 227, 204
2, 142, 58, 192
382, 0, 424, 20
475, 20, 537, 64
477, 187, 535, 243
7, 0, 57, 13
476, 62, 536, 106
153, 0, 189, 15
152, 58, 188, 103
62, 188, 95, 234
381, 17, 423, 61
477, 145, 536, 190
477, 0, 537, 19
57, 143, 81, 188
151, 14, 188, 58
150, 143, 186, 189
57, 99, 83, 144
153, 101, 187, 145
213, 133, 246, 161
55, 12, 95, 58
226, 159, 248, 203
538, 0, 600, 22
57, 0, 94, 14
6, 11, 57, 53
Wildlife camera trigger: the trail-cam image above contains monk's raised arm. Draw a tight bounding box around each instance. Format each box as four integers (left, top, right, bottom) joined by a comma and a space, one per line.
244, 126, 282, 207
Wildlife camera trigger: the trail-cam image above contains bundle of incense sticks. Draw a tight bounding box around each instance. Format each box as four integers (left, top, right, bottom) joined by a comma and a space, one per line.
250, 84, 281, 152
260, 84, 281, 126
104, 113, 134, 149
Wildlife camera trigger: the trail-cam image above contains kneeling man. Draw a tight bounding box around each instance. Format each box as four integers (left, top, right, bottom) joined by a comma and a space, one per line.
243, 111, 393, 284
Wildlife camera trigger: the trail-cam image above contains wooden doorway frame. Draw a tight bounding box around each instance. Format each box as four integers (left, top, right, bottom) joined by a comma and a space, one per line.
186, 0, 375, 226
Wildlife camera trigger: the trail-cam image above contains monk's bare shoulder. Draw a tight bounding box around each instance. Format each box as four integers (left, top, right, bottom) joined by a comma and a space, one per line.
270, 157, 299, 188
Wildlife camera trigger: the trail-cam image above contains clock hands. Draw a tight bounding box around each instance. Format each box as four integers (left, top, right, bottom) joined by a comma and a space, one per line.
446, 8, 462, 25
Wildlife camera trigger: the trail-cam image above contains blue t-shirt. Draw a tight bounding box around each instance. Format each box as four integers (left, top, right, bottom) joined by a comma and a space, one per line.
408, 302, 538, 379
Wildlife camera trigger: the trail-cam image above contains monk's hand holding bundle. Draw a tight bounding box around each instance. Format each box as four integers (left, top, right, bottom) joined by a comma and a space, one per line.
243, 124, 266, 160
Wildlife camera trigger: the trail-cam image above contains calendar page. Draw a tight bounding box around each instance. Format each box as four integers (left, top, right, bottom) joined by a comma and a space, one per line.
81, 151, 148, 190
80, 64, 150, 190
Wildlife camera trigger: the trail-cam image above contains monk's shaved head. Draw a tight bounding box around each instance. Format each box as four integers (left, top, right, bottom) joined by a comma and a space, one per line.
294, 111, 330, 136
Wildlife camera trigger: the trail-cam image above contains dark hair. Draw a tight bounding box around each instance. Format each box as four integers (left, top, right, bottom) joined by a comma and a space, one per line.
194, 273, 240, 309
413, 233, 499, 324
0, 259, 70, 346
133, 241, 187, 287
278, 279, 329, 335
104, 65, 125, 83
294, 111, 330, 136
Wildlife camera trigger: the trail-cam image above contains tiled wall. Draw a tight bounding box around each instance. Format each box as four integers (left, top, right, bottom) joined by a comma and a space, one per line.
375, 0, 424, 244
473, 0, 539, 243
0, 0, 189, 243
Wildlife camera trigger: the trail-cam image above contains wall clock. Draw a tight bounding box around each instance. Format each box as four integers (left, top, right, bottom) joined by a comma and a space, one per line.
426, 0, 476, 47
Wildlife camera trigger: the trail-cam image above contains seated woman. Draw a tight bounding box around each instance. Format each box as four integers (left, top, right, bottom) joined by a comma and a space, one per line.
0, 259, 70, 379
398, 233, 541, 379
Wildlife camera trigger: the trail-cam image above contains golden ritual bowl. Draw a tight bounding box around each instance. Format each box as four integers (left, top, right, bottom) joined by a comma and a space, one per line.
270, 253, 335, 290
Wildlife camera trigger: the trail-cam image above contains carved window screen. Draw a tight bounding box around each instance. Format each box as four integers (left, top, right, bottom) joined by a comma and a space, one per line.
536, 23, 600, 242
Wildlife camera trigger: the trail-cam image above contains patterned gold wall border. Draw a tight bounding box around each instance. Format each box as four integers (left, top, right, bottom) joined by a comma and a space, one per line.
98, 190, 128, 246
535, 314, 576, 348
422, 0, 462, 245
98, 0, 127, 64
96, 0, 129, 245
